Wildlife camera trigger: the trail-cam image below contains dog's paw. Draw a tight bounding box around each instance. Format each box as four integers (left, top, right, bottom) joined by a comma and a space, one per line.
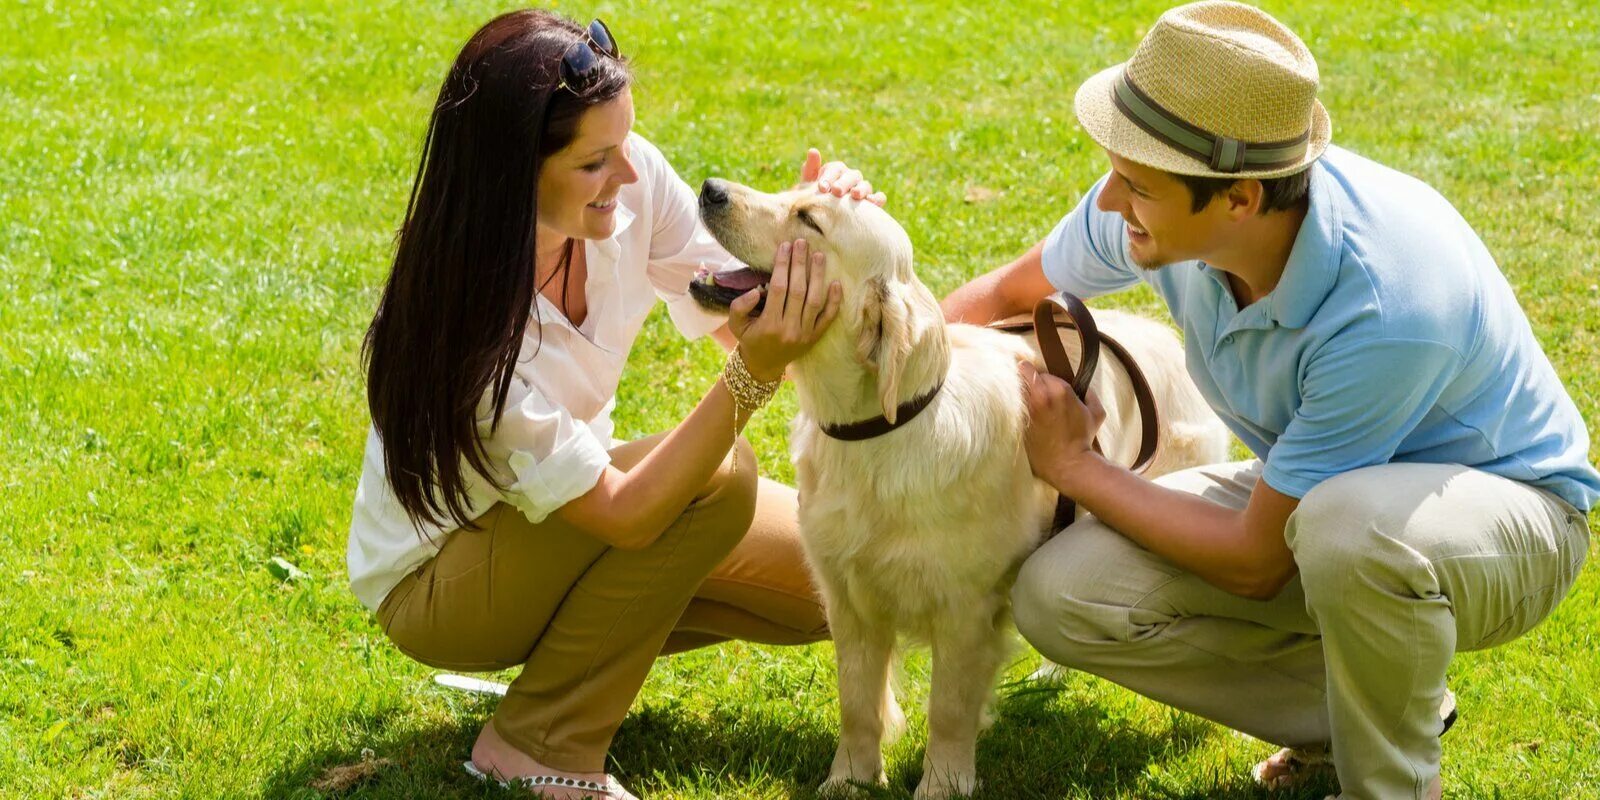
817, 777, 851, 798
913, 772, 978, 800
819, 775, 878, 798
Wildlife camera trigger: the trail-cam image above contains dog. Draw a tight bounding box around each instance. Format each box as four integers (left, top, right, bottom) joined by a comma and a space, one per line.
690, 177, 1229, 798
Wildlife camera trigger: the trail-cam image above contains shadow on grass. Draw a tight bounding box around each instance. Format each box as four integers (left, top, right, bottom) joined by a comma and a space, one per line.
957, 679, 1334, 800
257, 698, 837, 799
256, 702, 491, 799
258, 682, 1330, 799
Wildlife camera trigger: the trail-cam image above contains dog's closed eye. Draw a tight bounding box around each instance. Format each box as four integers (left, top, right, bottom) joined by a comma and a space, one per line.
796, 208, 824, 234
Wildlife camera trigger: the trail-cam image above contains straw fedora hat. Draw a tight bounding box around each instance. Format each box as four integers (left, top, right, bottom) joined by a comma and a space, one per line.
1075, 1, 1330, 179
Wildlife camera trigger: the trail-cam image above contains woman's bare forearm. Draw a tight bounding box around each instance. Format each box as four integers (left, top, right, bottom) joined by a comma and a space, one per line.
557, 375, 746, 549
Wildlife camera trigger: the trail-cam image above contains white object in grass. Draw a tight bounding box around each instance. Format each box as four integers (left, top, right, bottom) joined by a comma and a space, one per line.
434, 673, 508, 696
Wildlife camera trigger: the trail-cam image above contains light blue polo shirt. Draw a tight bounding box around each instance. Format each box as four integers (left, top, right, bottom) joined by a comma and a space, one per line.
1042, 145, 1600, 512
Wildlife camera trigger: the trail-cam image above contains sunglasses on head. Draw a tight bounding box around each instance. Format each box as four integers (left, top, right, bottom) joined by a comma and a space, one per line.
558, 19, 621, 96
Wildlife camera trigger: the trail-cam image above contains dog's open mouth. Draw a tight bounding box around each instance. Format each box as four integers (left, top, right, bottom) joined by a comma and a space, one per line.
689, 265, 771, 313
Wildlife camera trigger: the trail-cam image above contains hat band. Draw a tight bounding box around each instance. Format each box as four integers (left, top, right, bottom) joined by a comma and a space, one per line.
1112, 71, 1310, 173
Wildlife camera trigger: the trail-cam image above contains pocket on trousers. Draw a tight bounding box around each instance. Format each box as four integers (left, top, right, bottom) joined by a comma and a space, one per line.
376, 563, 521, 673
427, 506, 507, 584
376, 576, 420, 635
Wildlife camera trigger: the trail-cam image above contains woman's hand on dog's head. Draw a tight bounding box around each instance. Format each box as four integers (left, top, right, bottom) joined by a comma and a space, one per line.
729, 237, 842, 382
802, 148, 888, 207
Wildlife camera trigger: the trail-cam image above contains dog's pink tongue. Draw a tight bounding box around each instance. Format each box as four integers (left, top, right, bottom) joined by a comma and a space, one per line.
711, 268, 768, 291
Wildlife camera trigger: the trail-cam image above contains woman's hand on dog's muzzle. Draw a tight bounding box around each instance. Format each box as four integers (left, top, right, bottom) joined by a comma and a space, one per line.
729, 238, 842, 383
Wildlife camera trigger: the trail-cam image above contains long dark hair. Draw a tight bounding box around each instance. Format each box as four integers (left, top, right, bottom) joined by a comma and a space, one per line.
363, 10, 631, 530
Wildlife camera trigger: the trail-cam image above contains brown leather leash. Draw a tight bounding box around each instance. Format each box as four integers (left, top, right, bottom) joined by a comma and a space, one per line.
989, 294, 1162, 531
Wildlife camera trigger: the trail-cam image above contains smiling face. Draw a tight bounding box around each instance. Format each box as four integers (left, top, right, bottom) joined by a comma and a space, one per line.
536, 88, 640, 242
690, 179, 912, 312
1096, 151, 1234, 269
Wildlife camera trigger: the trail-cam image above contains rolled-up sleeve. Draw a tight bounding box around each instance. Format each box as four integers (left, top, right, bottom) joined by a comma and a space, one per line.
635, 135, 742, 340
482, 378, 611, 524
1263, 337, 1462, 498
1041, 174, 1145, 299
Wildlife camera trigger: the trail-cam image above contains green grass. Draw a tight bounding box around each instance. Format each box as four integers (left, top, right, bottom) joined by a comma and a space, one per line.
2, 0, 1596, 797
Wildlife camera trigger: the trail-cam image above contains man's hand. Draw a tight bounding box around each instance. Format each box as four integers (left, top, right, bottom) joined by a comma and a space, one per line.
1019, 361, 1104, 489
801, 148, 888, 206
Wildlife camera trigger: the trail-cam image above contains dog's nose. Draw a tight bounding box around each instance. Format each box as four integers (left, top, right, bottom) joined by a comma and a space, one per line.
699, 179, 729, 209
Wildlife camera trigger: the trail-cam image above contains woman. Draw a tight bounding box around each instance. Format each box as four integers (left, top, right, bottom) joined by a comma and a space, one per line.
347, 9, 882, 799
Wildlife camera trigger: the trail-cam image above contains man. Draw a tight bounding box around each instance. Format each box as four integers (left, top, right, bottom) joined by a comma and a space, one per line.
941, 2, 1599, 798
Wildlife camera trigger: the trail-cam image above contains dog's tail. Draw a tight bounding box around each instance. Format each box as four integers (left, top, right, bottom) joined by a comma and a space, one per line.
882, 669, 908, 744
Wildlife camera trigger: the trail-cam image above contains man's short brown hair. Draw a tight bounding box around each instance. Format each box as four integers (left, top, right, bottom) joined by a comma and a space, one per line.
1175, 167, 1312, 214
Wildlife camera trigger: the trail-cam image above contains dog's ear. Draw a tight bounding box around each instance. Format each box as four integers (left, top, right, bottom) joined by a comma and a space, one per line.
854, 278, 915, 422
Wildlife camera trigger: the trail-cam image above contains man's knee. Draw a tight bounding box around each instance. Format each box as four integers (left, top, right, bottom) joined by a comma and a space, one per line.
1287, 468, 1417, 604
1012, 521, 1167, 666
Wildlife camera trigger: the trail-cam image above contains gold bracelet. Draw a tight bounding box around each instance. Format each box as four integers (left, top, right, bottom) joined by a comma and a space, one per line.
723, 347, 781, 420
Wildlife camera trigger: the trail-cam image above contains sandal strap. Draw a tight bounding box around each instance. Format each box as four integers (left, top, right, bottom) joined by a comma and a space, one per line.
512, 773, 617, 796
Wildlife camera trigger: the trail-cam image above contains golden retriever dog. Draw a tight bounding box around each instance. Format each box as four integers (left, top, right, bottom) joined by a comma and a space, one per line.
690, 178, 1228, 798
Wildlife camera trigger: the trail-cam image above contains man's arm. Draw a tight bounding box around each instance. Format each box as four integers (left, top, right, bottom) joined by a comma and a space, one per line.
1020, 363, 1299, 599
1050, 448, 1299, 599
941, 240, 1057, 325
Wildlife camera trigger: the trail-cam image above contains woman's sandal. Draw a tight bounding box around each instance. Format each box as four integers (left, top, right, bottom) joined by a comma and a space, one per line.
463, 760, 639, 799
1253, 689, 1458, 793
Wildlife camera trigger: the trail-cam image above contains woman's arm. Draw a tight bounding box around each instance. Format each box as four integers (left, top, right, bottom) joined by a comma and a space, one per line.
556, 239, 839, 549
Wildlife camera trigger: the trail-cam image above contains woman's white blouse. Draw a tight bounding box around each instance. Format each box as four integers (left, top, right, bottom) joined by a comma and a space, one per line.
346, 135, 738, 612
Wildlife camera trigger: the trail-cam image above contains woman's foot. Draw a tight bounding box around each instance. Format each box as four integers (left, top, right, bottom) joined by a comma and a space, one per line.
469, 721, 635, 799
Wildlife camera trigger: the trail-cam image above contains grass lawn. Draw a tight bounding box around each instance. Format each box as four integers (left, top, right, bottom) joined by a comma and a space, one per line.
2, 0, 1597, 797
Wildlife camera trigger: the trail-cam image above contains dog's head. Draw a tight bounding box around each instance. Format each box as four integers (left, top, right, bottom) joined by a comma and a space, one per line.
691, 178, 941, 422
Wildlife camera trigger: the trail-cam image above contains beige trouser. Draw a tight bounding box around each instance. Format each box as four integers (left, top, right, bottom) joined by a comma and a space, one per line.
1011, 460, 1590, 800
376, 434, 828, 772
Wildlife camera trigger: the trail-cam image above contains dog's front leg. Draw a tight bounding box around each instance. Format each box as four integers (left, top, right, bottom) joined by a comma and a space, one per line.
821, 600, 896, 795
915, 608, 1007, 800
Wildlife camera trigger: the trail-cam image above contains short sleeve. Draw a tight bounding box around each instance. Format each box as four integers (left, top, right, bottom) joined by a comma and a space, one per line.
633, 136, 740, 340
480, 377, 612, 524
1040, 174, 1144, 299
1263, 338, 1462, 498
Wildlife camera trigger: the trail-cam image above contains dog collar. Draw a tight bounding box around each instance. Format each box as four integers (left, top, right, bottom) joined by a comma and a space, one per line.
818, 382, 944, 442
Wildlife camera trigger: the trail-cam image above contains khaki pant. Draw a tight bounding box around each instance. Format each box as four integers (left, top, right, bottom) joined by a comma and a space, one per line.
376, 434, 828, 772
1012, 461, 1590, 800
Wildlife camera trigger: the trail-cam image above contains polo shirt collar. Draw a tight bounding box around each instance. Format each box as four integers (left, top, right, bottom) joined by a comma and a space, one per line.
1266, 160, 1342, 329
